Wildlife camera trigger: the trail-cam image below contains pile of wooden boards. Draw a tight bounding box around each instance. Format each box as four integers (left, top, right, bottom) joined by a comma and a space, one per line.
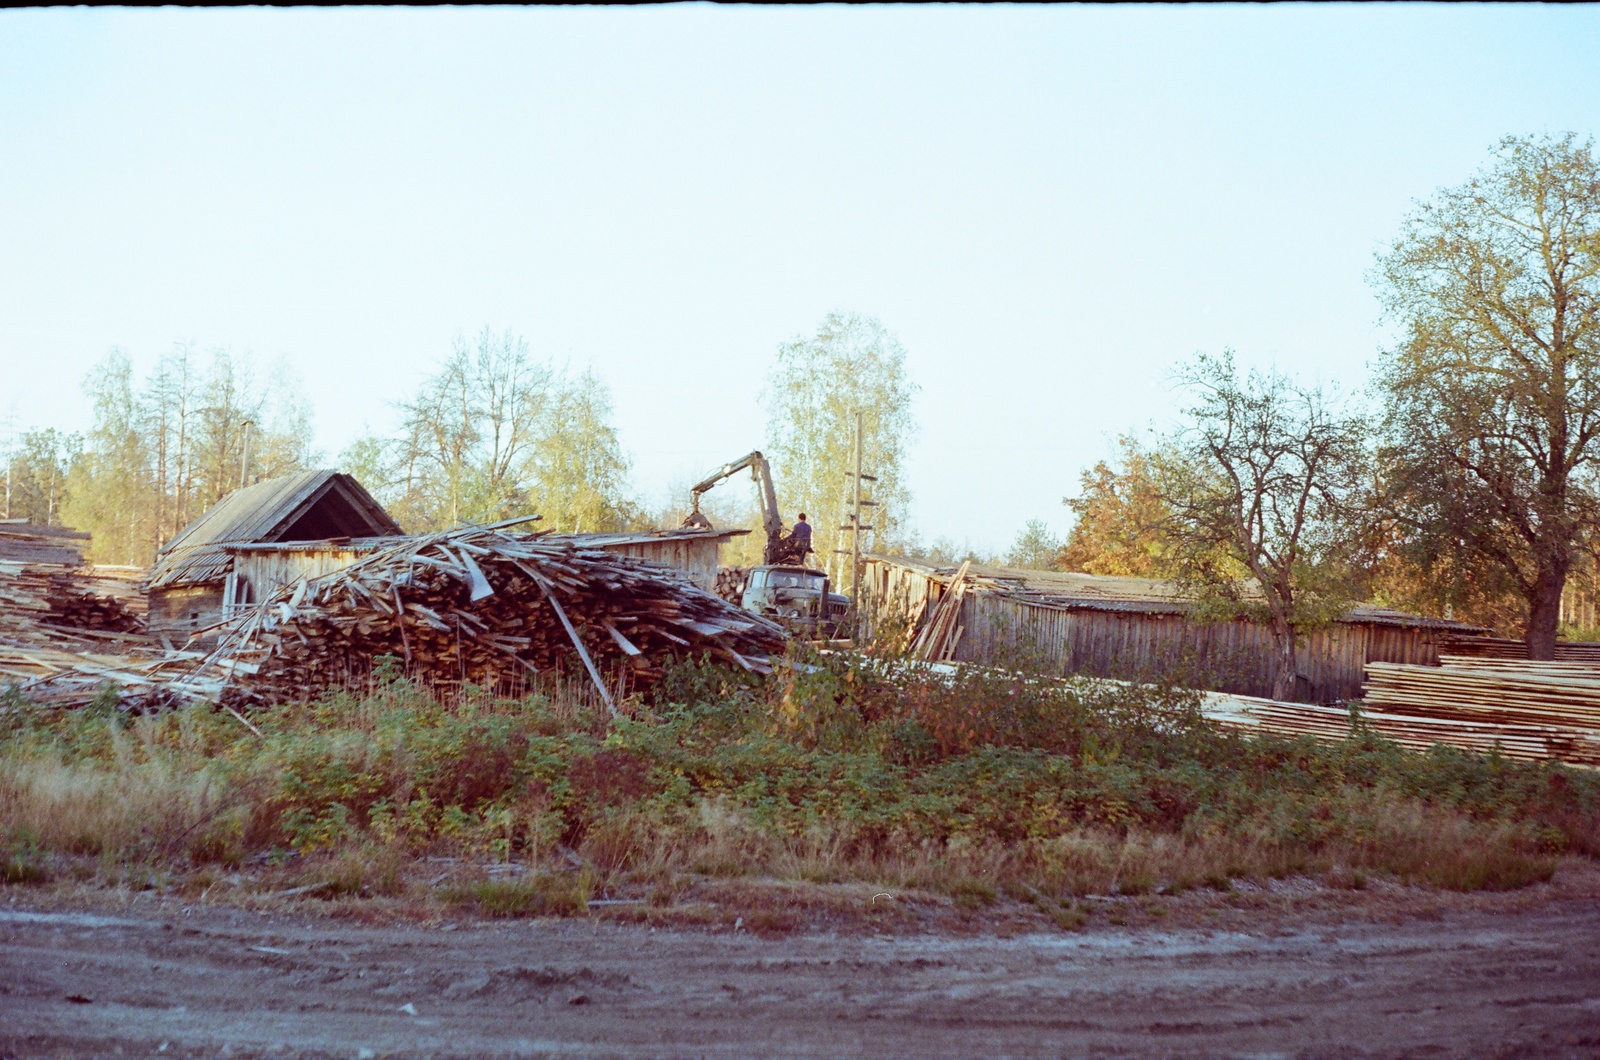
1438, 634, 1600, 664
196, 521, 789, 712
1344, 655, 1600, 766
0, 521, 145, 647
0, 643, 221, 711
1204, 688, 1600, 767
908, 561, 969, 662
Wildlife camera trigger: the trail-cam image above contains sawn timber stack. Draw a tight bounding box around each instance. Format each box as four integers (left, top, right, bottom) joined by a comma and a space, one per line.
198, 521, 790, 707
1352, 655, 1600, 766
0, 521, 146, 647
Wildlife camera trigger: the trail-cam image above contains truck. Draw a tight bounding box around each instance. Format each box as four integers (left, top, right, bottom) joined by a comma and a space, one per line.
681, 450, 850, 635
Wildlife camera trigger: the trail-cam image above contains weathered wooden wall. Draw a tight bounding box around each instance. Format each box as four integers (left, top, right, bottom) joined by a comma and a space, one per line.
947, 593, 1449, 702
235, 549, 363, 601
147, 584, 225, 642
599, 537, 722, 591
861, 559, 1454, 704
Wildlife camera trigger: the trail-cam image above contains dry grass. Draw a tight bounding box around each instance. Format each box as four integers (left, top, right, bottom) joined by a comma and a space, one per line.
570, 793, 1557, 904
0, 660, 1588, 914
439, 870, 594, 917
0, 755, 236, 862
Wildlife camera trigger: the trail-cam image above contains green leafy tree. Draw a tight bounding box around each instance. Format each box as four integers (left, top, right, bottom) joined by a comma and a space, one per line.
1373, 133, 1600, 657
762, 311, 917, 584
4, 429, 80, 526
61, 352, 154, 564
356, 328, 638, 533
1160, 351, 1369, 701
1004, 519, 1062, 570
526, 369, 641, 533
1059, 435, 1179, 577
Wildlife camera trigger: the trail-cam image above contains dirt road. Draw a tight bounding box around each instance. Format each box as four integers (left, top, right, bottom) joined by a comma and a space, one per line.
3, 885, 1600, 1060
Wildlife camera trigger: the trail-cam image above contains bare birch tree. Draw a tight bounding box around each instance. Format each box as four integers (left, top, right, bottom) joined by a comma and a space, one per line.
358, 328, 636, 533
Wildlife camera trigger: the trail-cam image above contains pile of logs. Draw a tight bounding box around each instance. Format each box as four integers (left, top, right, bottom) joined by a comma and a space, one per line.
714, 566, 749, 605
198, 520, 790, 713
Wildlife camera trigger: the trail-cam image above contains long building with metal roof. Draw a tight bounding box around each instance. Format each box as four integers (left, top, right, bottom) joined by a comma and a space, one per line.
860, 554, 1490, 703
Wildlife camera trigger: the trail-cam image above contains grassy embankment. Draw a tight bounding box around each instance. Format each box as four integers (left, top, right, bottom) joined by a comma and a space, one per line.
2, 651, 1597, 926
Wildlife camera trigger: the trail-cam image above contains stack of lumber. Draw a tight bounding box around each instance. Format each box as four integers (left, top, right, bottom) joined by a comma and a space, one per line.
909, 561, 969, 662
0, 643, 219, 711
1347, 656, 1600, 766
1203, 689, 1600, 766
1364, 659, 1600, 730
0, 519, 87, 565
197, 520, 789, 711
1438, 634, 1600, 664
0, 522, 145, 645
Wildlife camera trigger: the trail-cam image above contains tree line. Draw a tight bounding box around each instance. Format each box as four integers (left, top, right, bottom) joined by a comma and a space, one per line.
3, 314, 918, 586
4, 346, 315, 565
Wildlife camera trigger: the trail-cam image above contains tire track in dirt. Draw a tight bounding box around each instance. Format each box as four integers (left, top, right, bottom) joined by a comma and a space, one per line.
2, 898, 1599, 1058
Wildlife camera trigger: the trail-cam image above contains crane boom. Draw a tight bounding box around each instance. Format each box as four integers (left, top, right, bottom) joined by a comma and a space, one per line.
681, 450, 803, 564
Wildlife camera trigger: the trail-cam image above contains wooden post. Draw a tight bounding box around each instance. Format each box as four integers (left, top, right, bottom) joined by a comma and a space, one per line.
240, 419, 254, 489
851, 410, 863, 642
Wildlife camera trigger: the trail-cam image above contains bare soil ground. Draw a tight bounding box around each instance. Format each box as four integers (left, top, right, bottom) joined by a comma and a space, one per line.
4, 865, 1600, 1060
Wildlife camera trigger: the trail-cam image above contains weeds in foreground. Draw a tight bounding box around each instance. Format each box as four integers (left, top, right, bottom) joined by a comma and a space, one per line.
439, 871, 594, 917
0, 655, 1594, 913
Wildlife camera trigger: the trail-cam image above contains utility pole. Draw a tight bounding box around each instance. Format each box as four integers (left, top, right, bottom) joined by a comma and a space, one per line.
239, 419, 254, 489
851, 411, 863, 609
834, 410, 877, 644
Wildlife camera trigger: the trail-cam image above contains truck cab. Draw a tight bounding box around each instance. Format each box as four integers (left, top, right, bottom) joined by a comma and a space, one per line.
741, 565, 851, 635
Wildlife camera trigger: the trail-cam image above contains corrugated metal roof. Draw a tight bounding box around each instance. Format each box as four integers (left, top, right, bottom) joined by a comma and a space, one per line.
864, 554, 1489, 633
147, 471, 401, 590
223, 538, 396, 554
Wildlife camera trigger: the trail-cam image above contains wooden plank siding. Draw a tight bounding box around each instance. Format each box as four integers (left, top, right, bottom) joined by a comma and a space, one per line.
234, 549, 364, 602
598, 537, 722, 592
147, 584, 225, 642
861, 557, 1469, 704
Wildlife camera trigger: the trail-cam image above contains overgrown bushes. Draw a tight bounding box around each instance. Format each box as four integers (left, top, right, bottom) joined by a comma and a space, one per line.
1, 651, 1596, 905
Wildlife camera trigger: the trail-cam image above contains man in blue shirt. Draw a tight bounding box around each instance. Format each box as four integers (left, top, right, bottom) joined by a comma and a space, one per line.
788, 513, 812, 558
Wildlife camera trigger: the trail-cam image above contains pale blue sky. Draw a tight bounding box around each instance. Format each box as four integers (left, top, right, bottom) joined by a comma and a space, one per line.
2, 5, 1597, 551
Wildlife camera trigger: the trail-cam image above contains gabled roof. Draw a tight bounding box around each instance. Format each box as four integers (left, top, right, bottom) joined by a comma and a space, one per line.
146, 471, 402, 589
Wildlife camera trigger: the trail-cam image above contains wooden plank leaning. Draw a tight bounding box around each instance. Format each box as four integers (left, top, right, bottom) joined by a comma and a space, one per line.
528, 569, 618, 718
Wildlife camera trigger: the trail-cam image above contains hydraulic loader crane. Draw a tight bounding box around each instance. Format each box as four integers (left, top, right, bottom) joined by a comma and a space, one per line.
681, 450, 810, 566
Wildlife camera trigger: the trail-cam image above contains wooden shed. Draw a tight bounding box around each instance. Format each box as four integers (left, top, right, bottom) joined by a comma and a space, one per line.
861, 555, 1489, 704
146, 470, 750, 645
549, 528, 748, 593
144, 470, 403, 643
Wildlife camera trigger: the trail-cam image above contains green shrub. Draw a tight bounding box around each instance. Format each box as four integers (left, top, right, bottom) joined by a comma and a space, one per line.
0, 658, 1595, 899
441, 870, 593, 917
